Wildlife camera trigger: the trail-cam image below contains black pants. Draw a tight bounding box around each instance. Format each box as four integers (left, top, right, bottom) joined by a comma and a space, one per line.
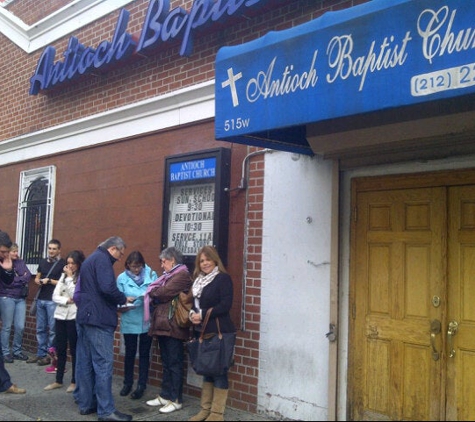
123, 332, 152, 387
157, 335, 184, 402
55, 318, 77, 384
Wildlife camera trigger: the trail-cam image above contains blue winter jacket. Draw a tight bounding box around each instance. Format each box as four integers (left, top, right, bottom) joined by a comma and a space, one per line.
117, 264, 157, 334
75, 246, 127, 329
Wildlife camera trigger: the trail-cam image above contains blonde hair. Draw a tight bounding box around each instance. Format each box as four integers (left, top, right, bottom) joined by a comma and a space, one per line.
193, 246, 227, 280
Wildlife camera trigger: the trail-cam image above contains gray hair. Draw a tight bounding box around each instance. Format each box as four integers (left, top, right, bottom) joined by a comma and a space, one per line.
99, 236, 126, 250
159, 247, 184, 265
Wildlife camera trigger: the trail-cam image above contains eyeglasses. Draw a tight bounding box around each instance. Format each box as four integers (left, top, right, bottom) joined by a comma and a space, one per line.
116, 248, 125, 257
160, 258, 168, 264
129, 264, 143, 270
0, 248, 10, 255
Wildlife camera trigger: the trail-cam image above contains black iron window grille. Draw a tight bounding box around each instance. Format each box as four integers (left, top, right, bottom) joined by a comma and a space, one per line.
21, 177, 48, 266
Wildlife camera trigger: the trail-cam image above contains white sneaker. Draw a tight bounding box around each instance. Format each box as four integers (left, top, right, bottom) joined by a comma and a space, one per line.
159, 400, 182, 413
146, 395, 168, 407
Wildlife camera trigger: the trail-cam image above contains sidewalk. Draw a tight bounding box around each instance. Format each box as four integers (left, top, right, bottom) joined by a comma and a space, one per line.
0, 357, 278, 421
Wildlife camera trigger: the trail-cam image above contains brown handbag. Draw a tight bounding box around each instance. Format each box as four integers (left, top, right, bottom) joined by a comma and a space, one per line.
173, 289, 193, 328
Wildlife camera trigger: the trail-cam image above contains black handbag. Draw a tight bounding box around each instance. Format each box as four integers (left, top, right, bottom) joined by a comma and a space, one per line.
187, 308, 236, 376
20, 283, 29, 298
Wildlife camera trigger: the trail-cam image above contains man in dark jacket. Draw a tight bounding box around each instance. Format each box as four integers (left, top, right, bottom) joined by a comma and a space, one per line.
74, 236, 134, 422
0, 231, 26, 394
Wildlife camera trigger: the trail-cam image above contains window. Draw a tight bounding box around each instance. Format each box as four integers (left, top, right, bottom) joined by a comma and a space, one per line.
16, 166, 56, 274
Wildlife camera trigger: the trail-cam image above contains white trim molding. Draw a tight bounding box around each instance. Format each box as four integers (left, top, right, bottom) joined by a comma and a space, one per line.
0, 0, 134, 53
0, 80, 216, 166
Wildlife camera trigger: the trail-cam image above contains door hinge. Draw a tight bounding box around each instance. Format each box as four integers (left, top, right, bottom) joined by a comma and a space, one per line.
353, 206, 357, 222
352, 302, 356, 319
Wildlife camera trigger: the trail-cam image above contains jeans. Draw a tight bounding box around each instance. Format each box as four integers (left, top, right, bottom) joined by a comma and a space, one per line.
55, 319, 77, 385
157, 335, 185, 403
123, 332, 152, 388
74, 323, 116, 418
0, 297, 26, 356
35, 299, 56, 357
0, 345, 12, 393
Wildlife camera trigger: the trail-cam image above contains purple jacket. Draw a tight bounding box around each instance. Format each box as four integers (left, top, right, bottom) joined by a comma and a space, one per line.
0, 258, 31, 299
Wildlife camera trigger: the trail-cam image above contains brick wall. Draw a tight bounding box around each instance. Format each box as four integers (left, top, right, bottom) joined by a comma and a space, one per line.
1, 0, 334, 142
1, 0, 365, 413
228, 148, 266, 412
16, 146, 266, 413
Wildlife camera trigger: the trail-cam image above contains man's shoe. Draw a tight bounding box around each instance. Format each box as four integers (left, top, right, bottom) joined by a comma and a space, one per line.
3, 355, 13, 363
130, 385, 145, 400
146, 395, 168, 407
3, 384, 26, 394
119, 384, 132, 396
26, 355, 39, 364
159, 400, 182, 414
79, 407, 97, 415
98, 410, 132, 421
12, 353, 28, 361
66, 383, 76, 393
37, 356, 51, 366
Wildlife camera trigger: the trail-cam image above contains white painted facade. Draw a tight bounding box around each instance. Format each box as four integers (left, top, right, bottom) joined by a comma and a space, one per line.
258, 152, 333, 420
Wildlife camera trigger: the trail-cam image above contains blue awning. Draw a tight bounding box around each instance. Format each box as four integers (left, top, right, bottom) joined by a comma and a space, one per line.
215, 0, 475, 155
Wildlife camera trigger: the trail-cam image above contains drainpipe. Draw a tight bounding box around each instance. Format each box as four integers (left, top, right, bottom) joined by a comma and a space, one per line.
226, 148, 273, 331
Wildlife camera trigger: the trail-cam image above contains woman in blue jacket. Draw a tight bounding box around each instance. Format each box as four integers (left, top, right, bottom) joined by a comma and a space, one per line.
117, 250, 157, 400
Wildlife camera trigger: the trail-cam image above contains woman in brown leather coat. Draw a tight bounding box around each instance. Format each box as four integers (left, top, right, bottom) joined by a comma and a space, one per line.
144, 247, 192, 414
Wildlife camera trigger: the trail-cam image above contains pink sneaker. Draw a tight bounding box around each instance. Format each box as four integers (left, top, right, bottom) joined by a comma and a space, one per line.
45, 365, 56, 374
45, 366, 67, 374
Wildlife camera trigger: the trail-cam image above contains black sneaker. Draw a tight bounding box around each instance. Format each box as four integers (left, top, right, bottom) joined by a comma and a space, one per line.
3, 355, 14, 363
12, 353, 28, 361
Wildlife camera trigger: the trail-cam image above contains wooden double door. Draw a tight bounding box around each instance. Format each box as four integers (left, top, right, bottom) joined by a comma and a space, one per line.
350, 171, 475, 421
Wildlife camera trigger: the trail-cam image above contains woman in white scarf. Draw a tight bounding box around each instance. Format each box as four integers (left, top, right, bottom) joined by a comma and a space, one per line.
188, 246, 236, 422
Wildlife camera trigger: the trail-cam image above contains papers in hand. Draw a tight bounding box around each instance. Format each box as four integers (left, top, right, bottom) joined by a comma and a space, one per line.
117, 303, 137, 312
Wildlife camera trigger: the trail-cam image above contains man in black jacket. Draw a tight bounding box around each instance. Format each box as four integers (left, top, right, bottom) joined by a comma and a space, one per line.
0, 231, 26, 394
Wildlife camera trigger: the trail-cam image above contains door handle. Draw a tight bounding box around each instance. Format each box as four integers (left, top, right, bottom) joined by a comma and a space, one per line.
447, 320, 458, 358
430, 319, 441, 361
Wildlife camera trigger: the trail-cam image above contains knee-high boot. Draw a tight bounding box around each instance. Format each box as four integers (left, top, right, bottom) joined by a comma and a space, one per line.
188, 382, 214, 421
204, 387, 228, 421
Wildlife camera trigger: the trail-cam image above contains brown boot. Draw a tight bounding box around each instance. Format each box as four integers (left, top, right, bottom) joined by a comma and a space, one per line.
188, 382, 214, 421
204, 387, 228, 421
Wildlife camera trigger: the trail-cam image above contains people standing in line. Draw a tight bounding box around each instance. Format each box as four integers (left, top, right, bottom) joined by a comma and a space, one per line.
0, 243, 31, 362
0, 231, 26, 394
117, 250, 157, 400
44, 250, 85, 393
74, 236, 134, 422
188, 246, 236, 422
144, 247, 192, 414
27, 239, 66, 366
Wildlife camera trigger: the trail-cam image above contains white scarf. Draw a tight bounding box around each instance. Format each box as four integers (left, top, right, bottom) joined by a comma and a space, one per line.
192, 266, 219, 299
